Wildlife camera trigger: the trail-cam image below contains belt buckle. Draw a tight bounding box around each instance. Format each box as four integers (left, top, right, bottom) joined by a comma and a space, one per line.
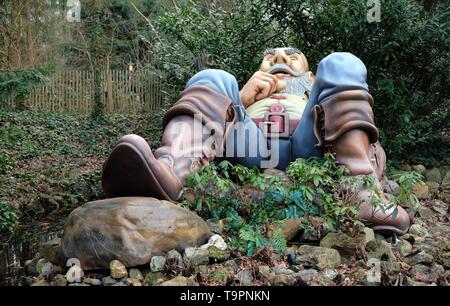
261, 112, 290, 139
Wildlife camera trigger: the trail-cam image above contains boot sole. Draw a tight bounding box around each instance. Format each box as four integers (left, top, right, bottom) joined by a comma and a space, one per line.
370, 225, 409, 236
102, 143, 172, 201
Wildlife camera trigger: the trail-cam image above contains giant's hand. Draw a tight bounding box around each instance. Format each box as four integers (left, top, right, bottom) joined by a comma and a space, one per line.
239, 71, 287, 108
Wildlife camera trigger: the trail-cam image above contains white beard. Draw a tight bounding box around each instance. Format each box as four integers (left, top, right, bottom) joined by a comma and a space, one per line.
280, 74, 312, 96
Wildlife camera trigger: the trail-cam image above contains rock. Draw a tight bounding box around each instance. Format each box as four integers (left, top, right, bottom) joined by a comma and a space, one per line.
183, 247, 209, 266
143, 272, 163, 286
25, 252, 45, 276
273, 274, 289, 286
39, 262, 54, 278
440, 171, 450, 202
194, 265, 208, 274
431, 200, 448, 217
112, 281, 127, 286
201, 234, 227, 250
296, 269, 318, 284
51, 274, 67, 286
409, 224, 431, 241
445, 270, 450, 282
412, 183, 430, 200
415, 242, 434, 253
410, 264, 445, 283
61, 197, 211, 269
429, 223, 450, 237
161, 276, 195, 286
224, 259, 238, 270
272, 268, 295, 275
235, 269, 254, 286
365, 258, 382, 286
84, 278, 102, 286
165, 249, 184, 269
129, 268, 144, 281
166, 249, 183, 262
406, 277, 429, 286
35, 258, 53, 278
430, 264, 445, 283
208, 246, 230, 262
69, 283, 90, 286
35, 258, 49, 275
295, 245, 341, 270
39, 238, 64, 264
270, 252, 282, 262
410, 264, 431, 283
321, 269, 338, 280
209, 268, 229, 284
435, 240, 450, 268
126, 278, 142, 286
383, 179, 400, 196
110, 260, 128, 279
206, 219, 225, 235
300, 227, 319, 242
425, 181, 440, 197
381, 261, 401, 284
425, 168, 442, 184
394, 239, 413, 257
258, 265, 273, 282
400, 164, 412, 171
102, 276, 119, 286
31, 279, 50, 286
439, 166, 450, 178
399, 233, 415, 244
366, 239, 396, 261
268, 218, 303, 241
404, 251, 434, 266
412, 165, 426, 175
65, 265, 84, 283
319, 228, 374, 257
417, 207, 434, 220
150, 256, 166, 272
310, 272, 336, 286
200, 234, 230, 262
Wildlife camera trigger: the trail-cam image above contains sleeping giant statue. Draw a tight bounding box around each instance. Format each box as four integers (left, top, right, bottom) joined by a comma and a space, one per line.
101, 48, 411, 235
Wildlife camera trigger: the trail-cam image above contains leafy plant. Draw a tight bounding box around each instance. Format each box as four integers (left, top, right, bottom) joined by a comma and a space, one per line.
0, 201, 20, 233
182, 154, 387, 256
0, 66, 55, 110
391, 170, 424, 209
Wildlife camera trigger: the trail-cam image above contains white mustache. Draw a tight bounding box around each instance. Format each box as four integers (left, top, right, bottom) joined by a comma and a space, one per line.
267, 64, 302, 77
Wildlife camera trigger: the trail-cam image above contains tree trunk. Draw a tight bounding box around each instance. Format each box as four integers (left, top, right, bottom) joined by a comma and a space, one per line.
25, 2, 35, 68
91, 62, 104, 118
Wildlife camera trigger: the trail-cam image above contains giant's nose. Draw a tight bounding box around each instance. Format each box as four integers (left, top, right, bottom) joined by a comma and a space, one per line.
270, 49, 291, 66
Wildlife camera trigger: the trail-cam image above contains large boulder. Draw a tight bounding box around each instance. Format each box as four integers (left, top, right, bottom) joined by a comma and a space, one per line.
61, 197, 211, 270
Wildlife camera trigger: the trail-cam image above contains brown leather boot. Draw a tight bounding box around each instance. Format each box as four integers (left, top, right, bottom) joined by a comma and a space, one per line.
312, 90, 411, 235
102, 86, 235, 202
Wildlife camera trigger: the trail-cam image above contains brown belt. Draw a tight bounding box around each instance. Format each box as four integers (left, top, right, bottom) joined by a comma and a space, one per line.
250, 98, 301, 138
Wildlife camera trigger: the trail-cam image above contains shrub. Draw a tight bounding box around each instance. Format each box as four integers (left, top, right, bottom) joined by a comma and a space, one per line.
155, 0, 449, 166
182, 154, 390, 256
0, 201, 20, 234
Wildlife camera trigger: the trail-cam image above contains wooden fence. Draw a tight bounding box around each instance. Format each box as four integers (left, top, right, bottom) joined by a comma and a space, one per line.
4, 69, 168, 113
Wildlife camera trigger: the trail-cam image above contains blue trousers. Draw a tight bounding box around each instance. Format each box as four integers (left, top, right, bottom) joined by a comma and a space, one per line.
185, 52, 370, 170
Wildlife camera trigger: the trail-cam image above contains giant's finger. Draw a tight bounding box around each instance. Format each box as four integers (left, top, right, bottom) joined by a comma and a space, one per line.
254, 79, 272, 101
